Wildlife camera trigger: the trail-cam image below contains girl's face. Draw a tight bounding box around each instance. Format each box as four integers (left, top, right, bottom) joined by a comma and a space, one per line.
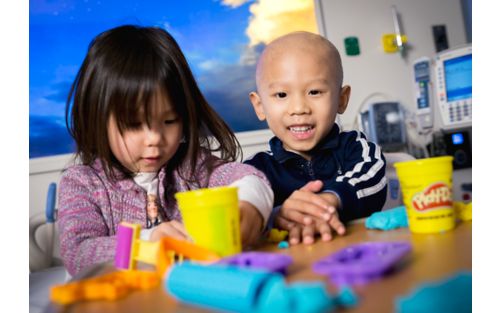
107, 90, 183, 173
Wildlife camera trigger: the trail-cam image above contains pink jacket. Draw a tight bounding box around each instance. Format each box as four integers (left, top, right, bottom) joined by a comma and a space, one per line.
57, 153, 269, 276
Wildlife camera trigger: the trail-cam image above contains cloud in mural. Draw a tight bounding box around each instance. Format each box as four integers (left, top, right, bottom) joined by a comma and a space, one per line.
221, 0, 252, 8
221, 0, 317, 46
246, 0, 318, 46
199, 59, 222, 71
162, 22, 184, 40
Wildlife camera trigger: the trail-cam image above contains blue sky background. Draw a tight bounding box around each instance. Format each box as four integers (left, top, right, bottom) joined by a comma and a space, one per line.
29, 0, 272, 158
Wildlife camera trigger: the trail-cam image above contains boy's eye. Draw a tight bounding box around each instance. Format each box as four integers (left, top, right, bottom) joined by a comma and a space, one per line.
309, 90, 322, 96
275, 92, 287, 99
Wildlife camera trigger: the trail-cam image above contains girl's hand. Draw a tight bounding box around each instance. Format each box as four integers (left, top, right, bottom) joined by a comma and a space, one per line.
239, 200, 264, 248
150, 220, 190, 242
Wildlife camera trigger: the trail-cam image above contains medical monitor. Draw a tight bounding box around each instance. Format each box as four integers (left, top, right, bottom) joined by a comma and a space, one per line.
434, 44, 472, 129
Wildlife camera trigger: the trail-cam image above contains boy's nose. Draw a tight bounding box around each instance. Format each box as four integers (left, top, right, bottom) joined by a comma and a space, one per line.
287, 96, 311, 115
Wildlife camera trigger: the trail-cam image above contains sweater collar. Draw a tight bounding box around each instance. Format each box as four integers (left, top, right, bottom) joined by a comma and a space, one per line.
91, 158, 167, 191
269, 123, 341, 163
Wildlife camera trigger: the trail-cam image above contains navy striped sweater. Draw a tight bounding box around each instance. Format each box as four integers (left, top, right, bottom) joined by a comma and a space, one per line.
245, 124, 387, 224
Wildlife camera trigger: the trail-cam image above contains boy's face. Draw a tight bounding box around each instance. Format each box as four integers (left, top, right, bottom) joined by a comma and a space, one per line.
250, 44, 350, 159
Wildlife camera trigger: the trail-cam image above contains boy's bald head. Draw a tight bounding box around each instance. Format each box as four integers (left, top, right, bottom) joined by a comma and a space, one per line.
249, 31, 351, 159
255, 31, 343, 91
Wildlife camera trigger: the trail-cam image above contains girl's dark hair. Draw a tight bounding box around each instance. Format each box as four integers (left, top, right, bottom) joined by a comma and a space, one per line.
66, 25, 241, 183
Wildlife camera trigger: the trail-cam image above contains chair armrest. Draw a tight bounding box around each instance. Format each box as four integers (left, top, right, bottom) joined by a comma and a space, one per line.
29, 212, 55, 272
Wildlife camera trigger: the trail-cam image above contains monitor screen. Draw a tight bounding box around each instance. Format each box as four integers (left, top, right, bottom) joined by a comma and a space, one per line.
444, 54, 472, 102
452, 133, 464, 145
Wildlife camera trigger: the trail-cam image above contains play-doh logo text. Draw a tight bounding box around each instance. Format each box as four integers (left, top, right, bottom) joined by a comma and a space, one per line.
412, 182, 452, 211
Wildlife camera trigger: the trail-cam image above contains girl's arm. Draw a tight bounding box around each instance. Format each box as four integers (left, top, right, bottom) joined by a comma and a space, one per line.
229, 174, 273, 227
208, 161, 274, 226
57, 167, 116, 276
210, 162, 273, 246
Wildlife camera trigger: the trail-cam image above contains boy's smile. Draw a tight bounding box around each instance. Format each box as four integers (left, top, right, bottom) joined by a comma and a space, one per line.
250, 32, 350, 160
288, 124, 316, 141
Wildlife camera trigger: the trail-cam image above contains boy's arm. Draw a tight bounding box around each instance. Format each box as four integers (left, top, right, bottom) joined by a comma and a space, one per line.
325, 131, 387, 222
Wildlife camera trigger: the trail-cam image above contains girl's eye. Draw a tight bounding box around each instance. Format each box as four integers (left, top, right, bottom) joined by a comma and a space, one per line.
129, 122, 143, 129
164, 118, 178, 125
275, 92, 287, 99
309, 90, 322, 96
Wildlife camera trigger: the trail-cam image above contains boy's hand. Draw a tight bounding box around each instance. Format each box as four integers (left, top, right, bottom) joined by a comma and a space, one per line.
288, 219, 333, 245
277, 180, 345, 234
317, 192, 346, 236
278, 180, 333, 225
276, 180, 346, 244
287, 213, 346, 245
239, 200, 264, 248
150, 220, 190, 242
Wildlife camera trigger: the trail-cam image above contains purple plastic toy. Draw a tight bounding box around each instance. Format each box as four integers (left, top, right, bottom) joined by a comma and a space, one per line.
218, 252, 293, 275
313, 241, 411, 285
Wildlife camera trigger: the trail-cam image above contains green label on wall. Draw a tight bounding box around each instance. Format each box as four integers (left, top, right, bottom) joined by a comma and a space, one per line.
344, 36, 360, 56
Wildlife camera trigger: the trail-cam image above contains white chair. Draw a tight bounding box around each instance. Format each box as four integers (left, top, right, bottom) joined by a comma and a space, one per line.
29, 183, 67, 313
382, 152, 415, 211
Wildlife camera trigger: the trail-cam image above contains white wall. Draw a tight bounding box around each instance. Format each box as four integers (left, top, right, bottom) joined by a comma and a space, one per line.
29, 129, 274, 217
315, 0, 467, 130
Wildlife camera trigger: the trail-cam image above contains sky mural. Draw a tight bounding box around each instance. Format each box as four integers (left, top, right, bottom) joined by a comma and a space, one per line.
29, 0, 318, 158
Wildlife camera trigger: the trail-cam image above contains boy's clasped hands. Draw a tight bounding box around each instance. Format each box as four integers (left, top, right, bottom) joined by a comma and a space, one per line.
276, 180, 346, 245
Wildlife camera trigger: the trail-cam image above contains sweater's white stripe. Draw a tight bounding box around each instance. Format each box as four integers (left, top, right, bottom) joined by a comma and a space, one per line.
348, 144, 383, 186
336, 131, 370, 182
356, 176, 387, 199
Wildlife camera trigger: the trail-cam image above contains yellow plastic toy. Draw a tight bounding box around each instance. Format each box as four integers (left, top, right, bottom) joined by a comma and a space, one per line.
175, 186, 242, 257
267, 228, 289, 243
50, 270, 160, 305
115, 222, 220, 276
454, 201, 472, 221
394, 156, 456, 234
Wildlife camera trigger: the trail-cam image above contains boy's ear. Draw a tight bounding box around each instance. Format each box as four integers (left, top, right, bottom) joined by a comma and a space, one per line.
249, 91, 266, 121
337, 85, 351, 114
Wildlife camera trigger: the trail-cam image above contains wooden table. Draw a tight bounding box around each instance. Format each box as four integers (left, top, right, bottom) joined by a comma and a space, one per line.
46, 220, 472, 313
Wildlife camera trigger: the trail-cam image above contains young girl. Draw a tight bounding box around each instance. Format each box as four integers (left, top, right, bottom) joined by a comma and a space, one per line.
57, 25, 273, 276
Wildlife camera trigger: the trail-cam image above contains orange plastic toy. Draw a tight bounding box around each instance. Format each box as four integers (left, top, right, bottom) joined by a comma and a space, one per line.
155, 235, 221, 276
50, 270, 160, 305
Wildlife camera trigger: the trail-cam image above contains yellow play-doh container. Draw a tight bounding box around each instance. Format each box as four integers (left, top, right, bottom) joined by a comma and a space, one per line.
394, 156, 455, 234
175, 186, 241, 257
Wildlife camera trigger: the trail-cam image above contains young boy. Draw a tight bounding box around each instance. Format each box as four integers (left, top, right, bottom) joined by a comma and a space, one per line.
245, 31, 387, 245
